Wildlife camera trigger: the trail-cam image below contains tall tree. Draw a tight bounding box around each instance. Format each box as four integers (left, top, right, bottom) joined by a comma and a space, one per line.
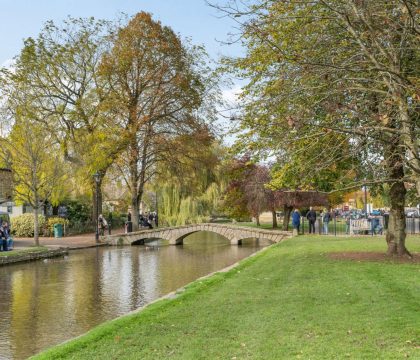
221, 156, 255, 222
100, 12, 219, 230
221, 158, 273, 226
0, 17, 116, 222
244, 165, 272, 226
0, 119, 66, 245
216, 0, 420, 256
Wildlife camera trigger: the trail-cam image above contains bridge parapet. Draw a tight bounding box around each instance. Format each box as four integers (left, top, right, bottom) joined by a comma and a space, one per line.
103, 223, 292, 246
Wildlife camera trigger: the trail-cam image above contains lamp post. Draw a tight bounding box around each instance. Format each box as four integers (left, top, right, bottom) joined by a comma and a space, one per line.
363, 182, 368, 219
155, 191, 159, 228
93, 172, 100, 243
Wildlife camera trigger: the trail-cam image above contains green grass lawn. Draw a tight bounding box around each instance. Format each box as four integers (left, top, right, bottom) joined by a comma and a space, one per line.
0, 246, 47, 257
33, 236, 420, 359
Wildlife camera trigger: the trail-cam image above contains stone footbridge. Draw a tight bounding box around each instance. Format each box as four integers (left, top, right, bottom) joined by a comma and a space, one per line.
103, 223, 292, 246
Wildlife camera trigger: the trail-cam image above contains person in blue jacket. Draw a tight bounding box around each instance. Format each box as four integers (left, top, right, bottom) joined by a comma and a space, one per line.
292, 209, 301, 233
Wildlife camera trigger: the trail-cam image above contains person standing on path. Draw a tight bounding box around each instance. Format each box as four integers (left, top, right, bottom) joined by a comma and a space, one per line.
98, 214, 107, 236
292, 209, 301, 234
306, 207, 317, 234
322, 209, 332, 235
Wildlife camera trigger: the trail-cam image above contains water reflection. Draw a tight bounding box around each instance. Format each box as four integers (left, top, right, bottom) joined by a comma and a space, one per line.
0, 231, 264, 359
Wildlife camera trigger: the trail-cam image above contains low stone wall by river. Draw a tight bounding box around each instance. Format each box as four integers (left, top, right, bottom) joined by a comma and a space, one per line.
0, 248, 69, 266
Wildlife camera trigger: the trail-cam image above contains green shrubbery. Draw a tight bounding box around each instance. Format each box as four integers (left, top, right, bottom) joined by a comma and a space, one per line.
10, 214, 70, 237
11, 214, 46, 237
64, 199, 91, 224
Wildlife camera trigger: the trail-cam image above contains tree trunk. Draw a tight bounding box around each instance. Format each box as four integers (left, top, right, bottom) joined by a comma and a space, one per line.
385, 139, 410, 257
386, 180, 409, 256
92, 177, 103, 225
282, 205, 293, 231
131, 195, 140, 232
34, 207, 39, 247
272, 210, 278, 228
256, 214, 260, 226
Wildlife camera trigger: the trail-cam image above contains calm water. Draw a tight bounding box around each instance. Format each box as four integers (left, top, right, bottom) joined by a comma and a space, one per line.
0, 232, 265, 359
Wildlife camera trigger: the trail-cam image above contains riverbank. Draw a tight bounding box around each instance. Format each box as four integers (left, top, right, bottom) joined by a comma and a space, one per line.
33, 235, 420, 359
4, 232, 111, 266
0, 247, 68, 265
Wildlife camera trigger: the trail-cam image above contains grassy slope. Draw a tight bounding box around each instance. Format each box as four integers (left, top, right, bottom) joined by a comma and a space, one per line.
33, 236, 420, 360
0, 246, 47, 257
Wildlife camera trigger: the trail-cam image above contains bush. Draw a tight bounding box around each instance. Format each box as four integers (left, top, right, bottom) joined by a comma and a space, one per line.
46, 217, 69, 236
103, 211, 126, 228
65, 199, 91, 224
11, 213, 46, 237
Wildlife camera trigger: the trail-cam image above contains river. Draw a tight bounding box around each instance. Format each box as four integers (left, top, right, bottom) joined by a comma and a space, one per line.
0, 231, 265, 359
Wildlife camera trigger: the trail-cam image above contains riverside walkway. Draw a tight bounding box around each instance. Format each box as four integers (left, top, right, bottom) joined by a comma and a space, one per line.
103, 223, 292, 246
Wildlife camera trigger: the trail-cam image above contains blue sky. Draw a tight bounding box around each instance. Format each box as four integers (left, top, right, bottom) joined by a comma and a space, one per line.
0, 0, 243, 66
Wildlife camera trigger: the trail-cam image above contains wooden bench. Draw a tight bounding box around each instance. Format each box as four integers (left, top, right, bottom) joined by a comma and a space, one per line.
350, 219, 371, 235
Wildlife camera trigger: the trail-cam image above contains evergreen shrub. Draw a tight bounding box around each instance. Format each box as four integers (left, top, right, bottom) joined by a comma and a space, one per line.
11, 213, 46, 237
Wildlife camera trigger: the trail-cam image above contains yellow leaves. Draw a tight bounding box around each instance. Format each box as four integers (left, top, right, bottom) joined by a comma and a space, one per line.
379, 113, 389, 126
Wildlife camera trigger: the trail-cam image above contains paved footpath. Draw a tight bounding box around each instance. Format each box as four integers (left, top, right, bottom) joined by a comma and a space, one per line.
14, 228, 125, 250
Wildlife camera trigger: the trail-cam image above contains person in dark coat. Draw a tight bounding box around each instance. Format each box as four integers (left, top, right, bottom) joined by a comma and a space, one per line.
2, 222, 12, 250
306, 207, 317, 234
291, 209, 301, 233
0, 223, 8, 251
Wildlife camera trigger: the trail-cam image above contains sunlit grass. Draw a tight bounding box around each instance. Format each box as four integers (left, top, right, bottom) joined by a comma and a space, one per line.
0, 246, 48, 257
34, 236, 420, 359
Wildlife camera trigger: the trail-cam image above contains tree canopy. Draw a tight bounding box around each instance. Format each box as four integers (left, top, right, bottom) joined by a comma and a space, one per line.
216, 0, 420, 256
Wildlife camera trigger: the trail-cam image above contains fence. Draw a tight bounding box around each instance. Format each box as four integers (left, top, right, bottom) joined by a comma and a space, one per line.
295, 215, 420, 236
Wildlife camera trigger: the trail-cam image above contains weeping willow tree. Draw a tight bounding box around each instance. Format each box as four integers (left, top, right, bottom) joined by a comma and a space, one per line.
156, 182, 222, 226
151, 142, 225, 226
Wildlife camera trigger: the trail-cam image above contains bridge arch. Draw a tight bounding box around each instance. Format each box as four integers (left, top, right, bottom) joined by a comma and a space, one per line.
131, 237, 169, 246
170, 226, 234, 245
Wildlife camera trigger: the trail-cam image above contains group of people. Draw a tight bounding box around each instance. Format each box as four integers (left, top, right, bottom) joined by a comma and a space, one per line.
139, 214, 153, 229
125, 211, 158, 231
0, 221, 13, 251
139, 212, 158, 229
291, 207, 334, 234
